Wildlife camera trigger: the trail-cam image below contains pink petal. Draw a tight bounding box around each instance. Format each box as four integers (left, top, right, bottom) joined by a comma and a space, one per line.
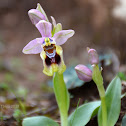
36, 20, 52, 37
51, 16, 56, 27
53, 30, 75, 45
28, 9, 46, 25
22, 38, 43, 54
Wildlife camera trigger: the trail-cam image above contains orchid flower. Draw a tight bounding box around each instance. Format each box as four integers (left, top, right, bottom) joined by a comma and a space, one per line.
22, 13, 74, 76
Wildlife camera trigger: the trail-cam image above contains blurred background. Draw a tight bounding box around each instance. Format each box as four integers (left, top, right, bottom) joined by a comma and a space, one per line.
1, 0, 126, 90
0, 0, 126, 125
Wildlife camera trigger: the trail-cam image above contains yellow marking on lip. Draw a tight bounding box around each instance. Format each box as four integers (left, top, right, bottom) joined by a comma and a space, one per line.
45, 37, 51, 46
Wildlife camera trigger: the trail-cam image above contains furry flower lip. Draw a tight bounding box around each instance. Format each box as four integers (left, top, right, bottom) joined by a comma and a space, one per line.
22, 4, 75, 76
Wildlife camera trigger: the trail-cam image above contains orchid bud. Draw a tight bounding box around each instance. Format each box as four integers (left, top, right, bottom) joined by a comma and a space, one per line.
75, 64, 92, 82
87, 47, 99, 65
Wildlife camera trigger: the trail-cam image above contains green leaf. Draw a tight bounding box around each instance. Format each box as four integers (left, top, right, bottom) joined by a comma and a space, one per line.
98, 76, 121, 126
68, 101, 101, 126
22, 116, 59, 126
118, 72, 126, 81
122, 114, 126, 126
13, 109, 22, 122
37, 3, 49, 22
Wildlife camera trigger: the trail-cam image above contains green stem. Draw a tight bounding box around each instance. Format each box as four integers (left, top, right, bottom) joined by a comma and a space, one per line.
53, 72, 69, 126
98, 84, 107, 126
92, 65, 107, 126
101, 96, 107, 126
60, 112, 68, 126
